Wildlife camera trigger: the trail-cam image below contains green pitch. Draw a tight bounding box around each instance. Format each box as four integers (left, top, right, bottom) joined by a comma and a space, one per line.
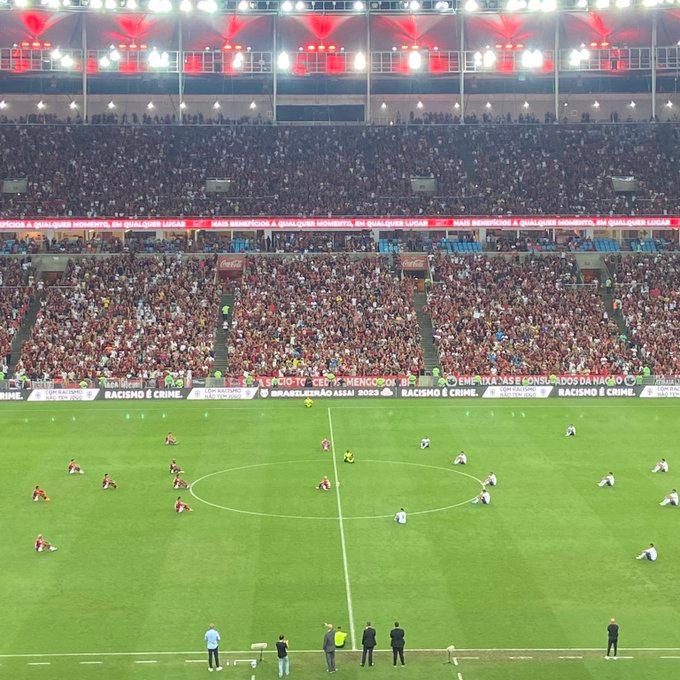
1, 398, 680, 680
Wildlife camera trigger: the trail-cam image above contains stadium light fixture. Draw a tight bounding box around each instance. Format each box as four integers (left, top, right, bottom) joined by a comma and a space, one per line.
89, 0, 103, 7
380, 101, 387, 109
99, 55, 111, 68
407, 0, 421, 10
213, 101, 221, 109
232, 51, 244, 69
408, 50, 422, 71
51, 48, 63, 61
281, 0, 293, 9
575, 0, 587, 7
43, 0, 60, 8
594, 0, 610, 8
148, 49, 170, 69
36, 100, 45, 110
180, 101, 187, 109
569, 47, 590, 67
506, 0, 527, 9
148, 0, 172, 11
434, 0, 450, 8
485, 101, 492, 109
107, 100, 116, 109
0, 100, 8, 110
416, 100, 424, 110
237, 0, 250, 9
642, 0, 659, 6
353, 0, 365, 8
13, 0, 30, 7
592, 100, 600, 108
104, 0, 116, 8
480, 49, 496, 69
353, 51, 367, 71
147, 101, 155, 110
629, 100, 636, 108
527, 0, 541, 9
294, 0, 306, 9
541, 0, 557, 10
69, 100, 78, 110
453, 101, 460, 109
521, 49, 543, 69
277, 50, 291, 71
60, 54, 75, 69
179, 0, 193, 10
197, 0, 217, 12
666, 100, 673, 108
463, 0, 478, 11
523, 100, 530, 108
249, 101, 257, 109
126, 0, 138, 8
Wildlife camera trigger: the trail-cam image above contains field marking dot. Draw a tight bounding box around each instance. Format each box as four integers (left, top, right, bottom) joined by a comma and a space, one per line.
189, 459, 484, 521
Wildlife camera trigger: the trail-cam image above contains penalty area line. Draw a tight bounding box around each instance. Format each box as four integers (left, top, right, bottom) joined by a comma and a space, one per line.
327, 407, 357, 652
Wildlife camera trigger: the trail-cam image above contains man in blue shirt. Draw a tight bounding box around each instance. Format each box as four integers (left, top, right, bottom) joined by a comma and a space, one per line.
205, 624, 222, 672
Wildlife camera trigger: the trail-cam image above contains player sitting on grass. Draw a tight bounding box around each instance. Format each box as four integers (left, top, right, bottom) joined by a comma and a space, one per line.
453, 451, 467, 466
321, 438, 331, 452
169, 459, 184, 475
175, 496, 193, 513
598, 472, 615, 488
32, 486, 50, 502
394, 508, 407, 524
484, 472, 497, 487
317, 476, 331, 491
305, 397, 313, 408
565, 425, 576, 437
67, 458, 84, 474
102, 474, 118, 490
636, 543, 657, 561
420, 437, 431, 449
173, 475, 188, 489
165, 432, 178, 446
652, 458, 669, 473
343, 450, 355, 464
35, 534, 57, 552
660, 489, 678, 507
472, 489, 491, 505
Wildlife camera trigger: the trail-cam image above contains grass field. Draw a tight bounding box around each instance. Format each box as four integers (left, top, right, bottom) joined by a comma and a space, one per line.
1, 398, 680, 680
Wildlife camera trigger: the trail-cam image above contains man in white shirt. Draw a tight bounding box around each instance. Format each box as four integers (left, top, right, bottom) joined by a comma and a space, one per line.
484, 472, 497, 487
635, 543, 658, 561
652, 458, 669, 473
472, 489, 490, 505
598, 472, 615, 488
420, 437, 430, 450
394, 508, 407, 525
453, 452, 467, 466
565, 425, 576, 437
660, 489, 678, 507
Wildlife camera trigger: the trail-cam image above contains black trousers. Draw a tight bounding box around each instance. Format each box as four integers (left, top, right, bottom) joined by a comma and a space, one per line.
208, 648, 220, 668
361, 646, 374, 666
607, 639, 618, 656
392, 648, 405, 665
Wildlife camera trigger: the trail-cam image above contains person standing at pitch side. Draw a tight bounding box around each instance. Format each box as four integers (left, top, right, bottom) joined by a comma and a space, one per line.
606, 618, 619, 659
204, 623, 222, 672
390, 622, 405, 666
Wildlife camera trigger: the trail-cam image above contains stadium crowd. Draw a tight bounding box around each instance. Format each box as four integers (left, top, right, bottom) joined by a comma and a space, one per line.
606, 254, 680, 374
0, 258, 33, 369
227, 255, 423, 377
426, 254, 634, 376
1, 124, 679, 218
16, 255, 218, 381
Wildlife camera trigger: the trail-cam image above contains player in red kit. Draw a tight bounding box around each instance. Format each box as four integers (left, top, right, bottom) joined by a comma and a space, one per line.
321, 438, 331, 452
169, 459, 184, 475
102, 474, 118, 490
35, 534, 57, 552
32, 486, 50, 502
173, 475, 188, 489
175, 496, 192, 513
317, 476, 332, 491
165, 432, 178, 446
68, 458, 84, 474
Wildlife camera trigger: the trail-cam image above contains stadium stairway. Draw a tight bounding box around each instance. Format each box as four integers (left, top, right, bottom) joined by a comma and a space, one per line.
8, 286, 43, 375
212, 292, 233, 374
414, 292, 439, 373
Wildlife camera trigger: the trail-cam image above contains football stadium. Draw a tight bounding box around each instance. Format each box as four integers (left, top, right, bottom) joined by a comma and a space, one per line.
1, 2, 680, 680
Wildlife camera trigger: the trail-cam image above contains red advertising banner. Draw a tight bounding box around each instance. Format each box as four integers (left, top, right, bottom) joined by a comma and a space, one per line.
1, 216, 679, 232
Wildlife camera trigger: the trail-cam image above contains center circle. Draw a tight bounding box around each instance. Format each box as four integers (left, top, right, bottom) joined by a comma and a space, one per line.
189, 459, 484, 520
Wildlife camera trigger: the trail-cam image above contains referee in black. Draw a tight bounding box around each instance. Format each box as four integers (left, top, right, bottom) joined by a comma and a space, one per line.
606, 618, 619, 659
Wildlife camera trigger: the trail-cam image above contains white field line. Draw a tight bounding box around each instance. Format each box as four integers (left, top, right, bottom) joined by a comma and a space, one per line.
27, 662, 51, 665
327, 407, 357, 652
185, 659, 206, 663
79, 661, 103, 665
134, 660, 158, 664
2, 647, 680, 659
559, 655, 583, 659
457, 673, 463, 680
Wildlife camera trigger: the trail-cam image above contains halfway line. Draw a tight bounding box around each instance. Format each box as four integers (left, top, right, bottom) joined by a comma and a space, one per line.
328, 407, 357, 651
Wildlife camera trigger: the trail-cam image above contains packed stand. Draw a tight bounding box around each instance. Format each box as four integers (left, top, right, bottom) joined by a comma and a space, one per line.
0, 258, 34, 368
606, 254, 680, 374
426, 254, 633, 376
1, 124, 680, 218
228, 255, 423, 377
16, 255, 219, 381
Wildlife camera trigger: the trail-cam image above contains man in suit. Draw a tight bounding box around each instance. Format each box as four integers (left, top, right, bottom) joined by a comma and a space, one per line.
606, 618, 619, 659
361, 622, 376, 667
323, 623, 336, 672
390, 621, 405, 666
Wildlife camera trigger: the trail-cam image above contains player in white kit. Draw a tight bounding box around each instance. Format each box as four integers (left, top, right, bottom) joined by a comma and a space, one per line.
652, 458, 669, 473
660, 489, 678, 507
635, 544, 657, 561
598, 472, 615, 487
394, 508, 407, 525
